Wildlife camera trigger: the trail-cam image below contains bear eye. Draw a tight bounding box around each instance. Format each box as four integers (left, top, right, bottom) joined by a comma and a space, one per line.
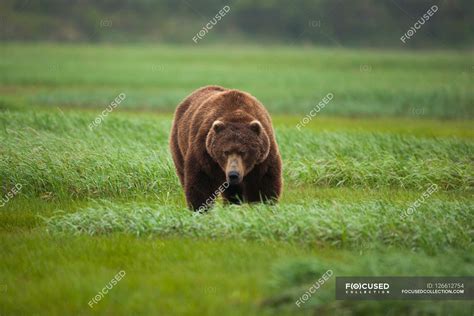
224, 150, 230, 156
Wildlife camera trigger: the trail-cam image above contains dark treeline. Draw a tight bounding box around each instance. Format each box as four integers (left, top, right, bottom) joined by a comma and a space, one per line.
1, 0, 472, 48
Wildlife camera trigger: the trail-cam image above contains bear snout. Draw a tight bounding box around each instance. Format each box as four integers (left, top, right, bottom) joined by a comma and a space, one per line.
226, 154, 244, 185
227, 170, 241, 185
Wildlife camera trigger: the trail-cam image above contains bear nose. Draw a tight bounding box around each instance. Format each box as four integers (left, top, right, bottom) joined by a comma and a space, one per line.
227, 171, 240, 184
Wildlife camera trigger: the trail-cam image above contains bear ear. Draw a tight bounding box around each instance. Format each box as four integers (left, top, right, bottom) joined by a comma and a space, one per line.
212, 120, 225, 133
249, 120, 263, 135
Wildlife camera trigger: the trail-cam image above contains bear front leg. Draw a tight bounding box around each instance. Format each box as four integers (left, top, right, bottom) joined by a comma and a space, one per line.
184, 160, 220, 211
222, 184, 243, 205
244, 163, 282, 203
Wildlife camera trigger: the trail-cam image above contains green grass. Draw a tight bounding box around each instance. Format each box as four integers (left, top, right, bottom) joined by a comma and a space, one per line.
45, 198, 473, 254
2, 231, 471, 316
0, 43, 473, 118
1, 111, 472, 199
1, 110, 472, 315
1, 43, 473, 315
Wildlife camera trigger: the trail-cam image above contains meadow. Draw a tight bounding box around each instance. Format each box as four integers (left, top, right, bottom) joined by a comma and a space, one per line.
0, 44, 473, 315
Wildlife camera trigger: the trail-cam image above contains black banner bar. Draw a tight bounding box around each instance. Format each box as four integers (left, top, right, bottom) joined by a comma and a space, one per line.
336, 277, 474, 300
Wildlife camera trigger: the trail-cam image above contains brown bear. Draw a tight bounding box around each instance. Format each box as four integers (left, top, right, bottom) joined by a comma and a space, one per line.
170, 85, 282, 211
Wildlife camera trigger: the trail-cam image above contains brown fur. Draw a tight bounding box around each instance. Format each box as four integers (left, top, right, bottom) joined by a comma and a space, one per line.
170, 85, 282, 211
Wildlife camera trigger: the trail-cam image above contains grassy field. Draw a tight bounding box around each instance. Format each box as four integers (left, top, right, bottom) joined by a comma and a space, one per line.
1, 44, 473, 118
0, 44, 473, 315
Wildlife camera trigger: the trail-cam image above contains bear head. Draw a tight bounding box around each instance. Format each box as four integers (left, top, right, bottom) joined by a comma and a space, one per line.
205, 118, 270, 185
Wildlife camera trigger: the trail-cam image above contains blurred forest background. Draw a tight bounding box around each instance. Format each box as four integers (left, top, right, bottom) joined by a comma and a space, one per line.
1, 0, 473, 48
